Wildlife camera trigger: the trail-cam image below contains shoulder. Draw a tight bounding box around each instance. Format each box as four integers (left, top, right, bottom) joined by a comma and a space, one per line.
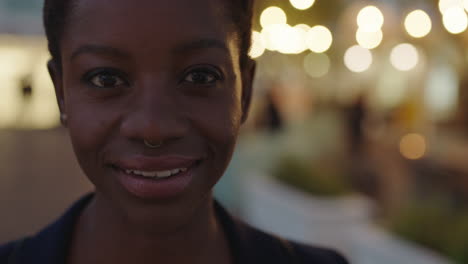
0, 240, 19, 262
290, 241, 349, 264
237, 221, 349, 263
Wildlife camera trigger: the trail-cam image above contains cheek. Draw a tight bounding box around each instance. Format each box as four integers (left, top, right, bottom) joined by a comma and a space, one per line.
64, 92, 119, 176
189, 88, 242, 169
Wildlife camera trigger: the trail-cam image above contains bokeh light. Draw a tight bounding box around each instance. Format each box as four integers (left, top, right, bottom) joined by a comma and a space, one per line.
305, 25, 333, 53
357, 6, 384, 32
261, 24, 307, 54
344, 45, 373, 72
289, 0, 315, 10
400, 133, 427, 160
249, 31, 265, 59
29, 52, 60, 129
443, 7, 468, 34
292, 24, 310, 54
260, 6, 287, 28
303, 52, 331, 78
439, 0, 464, 13
294, 23, 311, 32
390, 43, 419, 71
425, 63, 459, 121
404, 10, 432, 38
356, 29, 383, 49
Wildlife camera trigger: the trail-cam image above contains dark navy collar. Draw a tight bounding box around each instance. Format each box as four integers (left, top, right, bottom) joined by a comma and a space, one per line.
15, 194, 262, 264
14, 194, 307, 264
18, 193, 94, 263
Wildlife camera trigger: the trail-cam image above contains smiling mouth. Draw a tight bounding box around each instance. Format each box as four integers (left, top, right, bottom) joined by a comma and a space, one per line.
109, 159, 201, 181
115, 166, 188, 179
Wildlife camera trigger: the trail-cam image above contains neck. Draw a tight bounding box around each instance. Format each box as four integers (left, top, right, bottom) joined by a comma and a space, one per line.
67, 193, 232, 264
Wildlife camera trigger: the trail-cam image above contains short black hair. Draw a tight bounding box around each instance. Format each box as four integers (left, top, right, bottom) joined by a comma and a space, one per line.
43, 0, 254, 70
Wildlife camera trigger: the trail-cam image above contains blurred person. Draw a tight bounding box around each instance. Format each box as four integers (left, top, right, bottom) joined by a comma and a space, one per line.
258, 87, 284, 133
0, 0, 349, 263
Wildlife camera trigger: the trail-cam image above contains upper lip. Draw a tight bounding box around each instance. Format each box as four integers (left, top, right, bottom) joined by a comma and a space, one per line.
111, 155, 200, 171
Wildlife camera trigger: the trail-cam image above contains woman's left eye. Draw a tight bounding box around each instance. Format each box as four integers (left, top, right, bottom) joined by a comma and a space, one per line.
84, 69, 128, 89
183, 68, 222, 85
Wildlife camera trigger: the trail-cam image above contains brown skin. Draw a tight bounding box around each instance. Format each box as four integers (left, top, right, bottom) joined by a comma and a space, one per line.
47, 0, 255, 263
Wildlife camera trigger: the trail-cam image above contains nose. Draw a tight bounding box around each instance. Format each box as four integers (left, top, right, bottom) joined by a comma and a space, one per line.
120, 83, 188, 146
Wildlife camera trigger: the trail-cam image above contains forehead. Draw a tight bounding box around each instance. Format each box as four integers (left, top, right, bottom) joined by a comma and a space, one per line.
62, 0, 236, 58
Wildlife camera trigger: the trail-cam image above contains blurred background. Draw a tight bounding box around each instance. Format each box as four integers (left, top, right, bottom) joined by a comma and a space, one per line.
1, 0, 468, 263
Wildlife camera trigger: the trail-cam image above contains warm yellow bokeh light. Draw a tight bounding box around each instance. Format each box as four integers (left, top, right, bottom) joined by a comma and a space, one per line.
276, 25, 304, 54
390, 43, 419, 71
344, 45, 372, 73
249, 31, 265, 59
261, 25, 278, 51
303, 52, 330, 78
443, 7, 468, 34
29, 52, 60, 129
357, 6, 384, 32
0, 46, 31, 77
294, 24, 311, 32
305, 25, 333, 53
261, 24, 306, 54
289, 0, 315, 10
260, 6, 287, 28
439, 0, 464, 13
404, 10, 432, 38
292, 24, 310, 54
356, 29, 383, 49
465, 0, 468, 12
400, 133, 426, 160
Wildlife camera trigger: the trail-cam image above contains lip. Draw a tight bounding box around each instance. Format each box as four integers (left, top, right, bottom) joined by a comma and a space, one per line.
113, 155, 199, 171
109, 155, 201, 200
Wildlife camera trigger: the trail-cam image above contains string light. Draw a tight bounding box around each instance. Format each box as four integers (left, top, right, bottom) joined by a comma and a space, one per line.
400, 133, 426, 160
260, 6, 287, 28
344, 45, 373, 72
356, 29, 383, 49
405, 10, 432, 38
390, 43, 419, 71
443, 7, 468, 34
249, 31, 265, 58
289, 0, 315, 10
303, 52, 330, 78
305, 25, 333, 53
357, 6, 384, 33
439, 0, 464, 14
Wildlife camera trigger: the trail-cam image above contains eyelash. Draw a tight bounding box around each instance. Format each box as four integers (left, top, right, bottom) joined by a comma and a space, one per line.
181, 65, 224, 86
82, 65, 224, 89
83, 68, 129, 89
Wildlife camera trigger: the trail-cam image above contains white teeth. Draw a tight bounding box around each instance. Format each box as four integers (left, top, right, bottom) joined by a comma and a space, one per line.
156, 170, 172, 178
141, 171, 157, 177
123, 168, 187, 179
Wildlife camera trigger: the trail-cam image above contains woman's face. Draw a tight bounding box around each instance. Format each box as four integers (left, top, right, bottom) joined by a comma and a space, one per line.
50, 0, 254, 225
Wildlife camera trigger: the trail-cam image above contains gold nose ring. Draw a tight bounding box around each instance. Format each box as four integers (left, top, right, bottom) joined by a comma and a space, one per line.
143, 140, 163, 148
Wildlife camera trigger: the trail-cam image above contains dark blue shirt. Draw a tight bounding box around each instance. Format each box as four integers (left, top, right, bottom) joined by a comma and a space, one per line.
0, 194, 349, 264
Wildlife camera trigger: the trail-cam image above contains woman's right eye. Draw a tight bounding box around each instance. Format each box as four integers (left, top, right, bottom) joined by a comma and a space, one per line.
85, 70, 128, 89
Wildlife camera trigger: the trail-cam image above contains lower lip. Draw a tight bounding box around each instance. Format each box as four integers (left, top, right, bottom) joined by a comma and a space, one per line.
114, 166, 195, 200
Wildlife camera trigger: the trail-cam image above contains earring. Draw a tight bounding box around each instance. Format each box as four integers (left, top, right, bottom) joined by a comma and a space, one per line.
60, 113, 68, 125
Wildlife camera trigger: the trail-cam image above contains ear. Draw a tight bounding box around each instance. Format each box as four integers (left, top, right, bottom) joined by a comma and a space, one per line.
240, 57, 256, 124
47, 60, 67, 126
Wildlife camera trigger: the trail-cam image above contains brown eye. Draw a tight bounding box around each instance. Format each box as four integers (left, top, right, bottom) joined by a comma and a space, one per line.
84, 69, 128, 89
90, 73, 125, 88
183, 68, 222, 85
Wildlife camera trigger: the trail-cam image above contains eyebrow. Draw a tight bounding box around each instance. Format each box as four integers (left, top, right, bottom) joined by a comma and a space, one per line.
70, 45, 130, 61
70, 38, 230, 61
